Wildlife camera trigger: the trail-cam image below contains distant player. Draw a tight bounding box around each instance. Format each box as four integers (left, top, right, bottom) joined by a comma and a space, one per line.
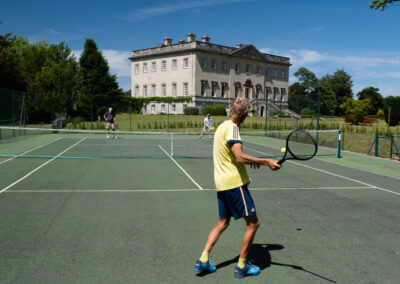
104, 107, 116, 139
200, 113, 213, 139
194, 98, 281, 278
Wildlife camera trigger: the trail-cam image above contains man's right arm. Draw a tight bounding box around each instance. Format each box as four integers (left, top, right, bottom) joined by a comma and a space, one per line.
230, 143, 281, 171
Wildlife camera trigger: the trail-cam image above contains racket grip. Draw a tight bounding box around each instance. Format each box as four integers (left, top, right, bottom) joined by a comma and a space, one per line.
277, 159, 284, 165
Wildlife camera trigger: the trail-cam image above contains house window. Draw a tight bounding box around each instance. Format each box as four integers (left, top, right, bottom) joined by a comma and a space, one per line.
212, 60, 217, 70
245, 87, 249, 99
235, 63, 240, 73
281, 71, 285, 80
152, 62, 156, 72
256, 86, 261, 98
273, 87, 279, 101
143, 85, 148, 97
201, 58, 207, 69
211, 82, 217, 97
151, 84, 156, 96
172, 59, 177, 70
172, 104, 176, 112
281, 88, 286, 101
201, 81, 207, 96
135, 64, 139, 74
273, 69, 278, 78
172, 83, 177, 97
135, 85, 139, 97
266, 68, 271, 77
161, 104, 166, 113
162, 60, 166, 71
183, 82, 188, 96
162, 84, 166, 96
183, 58, 189, 68
143, 63, 148, 73
222, 62, 227, 71
221, 83, 226, 97
151, 104, 155, 113
256, 66, 261, 75
246, 65, 250, 73
235, 84, 240, 98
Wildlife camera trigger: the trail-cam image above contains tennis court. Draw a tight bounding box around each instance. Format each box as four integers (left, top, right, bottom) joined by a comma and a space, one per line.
1, 127, 400, 283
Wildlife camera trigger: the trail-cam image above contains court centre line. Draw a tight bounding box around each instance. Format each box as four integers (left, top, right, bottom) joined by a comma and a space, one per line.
0, 138, 86, 194
244, 146, 400, 197
4, 186, 372, 193
158, 145, 203, 190
0, 137, 63, 165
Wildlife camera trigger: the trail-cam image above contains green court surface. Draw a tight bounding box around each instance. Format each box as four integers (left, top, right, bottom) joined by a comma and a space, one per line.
1, 132, 400, 283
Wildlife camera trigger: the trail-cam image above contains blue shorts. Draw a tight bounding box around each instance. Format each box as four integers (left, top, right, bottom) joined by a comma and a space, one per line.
217, 184, 256, 220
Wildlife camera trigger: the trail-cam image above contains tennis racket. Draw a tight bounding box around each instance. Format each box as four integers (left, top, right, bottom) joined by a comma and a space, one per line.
277, 129, 318, 165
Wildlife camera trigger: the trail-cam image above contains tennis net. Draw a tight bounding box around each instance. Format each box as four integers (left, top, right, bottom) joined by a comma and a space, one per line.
0, 126, 341, 160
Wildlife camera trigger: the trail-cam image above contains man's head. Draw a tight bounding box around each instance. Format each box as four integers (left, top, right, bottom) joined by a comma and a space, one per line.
109, 107, 112, 113
229, 98, 250, 125
207, 114, 211, 118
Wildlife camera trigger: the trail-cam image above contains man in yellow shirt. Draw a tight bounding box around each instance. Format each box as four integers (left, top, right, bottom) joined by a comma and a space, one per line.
194, 98, 281, 278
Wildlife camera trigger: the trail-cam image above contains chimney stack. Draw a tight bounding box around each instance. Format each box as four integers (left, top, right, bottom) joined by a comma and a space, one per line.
202, 35, 210, 43
236, 42, 243, 48
187, 32, 196, 42
164, 37, 172, 46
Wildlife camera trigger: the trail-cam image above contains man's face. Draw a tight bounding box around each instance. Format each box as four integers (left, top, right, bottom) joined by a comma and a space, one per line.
109, 108, 112, 113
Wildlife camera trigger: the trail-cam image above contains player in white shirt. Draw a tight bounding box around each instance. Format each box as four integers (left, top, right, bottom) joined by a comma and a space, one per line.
200, 114, 213, 139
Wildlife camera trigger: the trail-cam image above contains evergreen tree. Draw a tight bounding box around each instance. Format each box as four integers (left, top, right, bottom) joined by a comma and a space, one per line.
356, 87, 383, 115
77, 39, 124, 120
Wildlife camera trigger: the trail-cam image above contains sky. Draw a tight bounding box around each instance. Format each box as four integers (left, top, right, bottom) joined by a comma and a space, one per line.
1, 0, 399, 97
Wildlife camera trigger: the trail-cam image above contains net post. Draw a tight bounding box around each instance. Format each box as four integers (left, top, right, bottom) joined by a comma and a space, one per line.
375, 133, 379, 156
171, 133, 174, 156
337, 130, 342, 158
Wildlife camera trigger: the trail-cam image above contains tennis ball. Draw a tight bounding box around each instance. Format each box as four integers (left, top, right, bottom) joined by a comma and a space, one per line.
281, 147, 286, 153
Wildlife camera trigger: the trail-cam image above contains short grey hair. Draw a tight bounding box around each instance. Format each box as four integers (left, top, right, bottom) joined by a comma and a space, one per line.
229, 98, 250, 121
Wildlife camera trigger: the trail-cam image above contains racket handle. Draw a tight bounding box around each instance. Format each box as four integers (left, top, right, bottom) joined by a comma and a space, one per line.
277, 159, 284, 165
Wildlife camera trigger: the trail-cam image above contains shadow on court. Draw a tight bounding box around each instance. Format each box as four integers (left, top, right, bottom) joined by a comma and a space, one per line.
196, 243, 336, 282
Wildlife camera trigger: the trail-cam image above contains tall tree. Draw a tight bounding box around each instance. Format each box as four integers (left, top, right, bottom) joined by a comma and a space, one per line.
370, 0, 399, 10
327, 69, 353, 116
0, 29, 24, 90
383, 96, 400, 126
77, 39, 124, 119
356, 87, 383, 115
27, 42, 78, 123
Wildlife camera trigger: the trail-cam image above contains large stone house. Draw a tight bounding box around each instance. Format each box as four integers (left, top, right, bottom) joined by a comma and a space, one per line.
130, 33, 292, 116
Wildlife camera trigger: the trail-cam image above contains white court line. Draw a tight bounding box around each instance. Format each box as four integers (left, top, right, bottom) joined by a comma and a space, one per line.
245, 138, 400, 182
0, 138, 86, 194
4, 186, 372, 193
0, 137, 63, 165
158, 145, 203, 190
244, 146, 400, 197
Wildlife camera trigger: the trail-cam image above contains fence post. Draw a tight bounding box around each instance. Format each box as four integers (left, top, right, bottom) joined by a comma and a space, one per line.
375, 133, 379, 156
390, 135, 394, 159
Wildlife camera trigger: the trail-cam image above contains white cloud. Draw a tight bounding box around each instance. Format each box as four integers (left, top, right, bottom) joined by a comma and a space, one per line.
120, 0, 253, 22
267, 48, 400, 96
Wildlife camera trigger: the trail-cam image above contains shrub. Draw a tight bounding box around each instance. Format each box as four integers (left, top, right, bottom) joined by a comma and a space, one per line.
300, 108, 314, 116
376, 109, 385, 119
213, 104, 227, 116
361, 117, 378, 125
71, 117, 85, 128
183, 107, 199, 115
201, 105, 215, 115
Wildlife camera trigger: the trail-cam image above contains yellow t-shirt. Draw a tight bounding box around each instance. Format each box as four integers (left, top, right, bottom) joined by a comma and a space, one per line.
213, 120, 251, 191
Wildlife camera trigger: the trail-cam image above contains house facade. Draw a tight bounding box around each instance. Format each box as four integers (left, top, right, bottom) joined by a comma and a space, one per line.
130, 33, 291, 116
